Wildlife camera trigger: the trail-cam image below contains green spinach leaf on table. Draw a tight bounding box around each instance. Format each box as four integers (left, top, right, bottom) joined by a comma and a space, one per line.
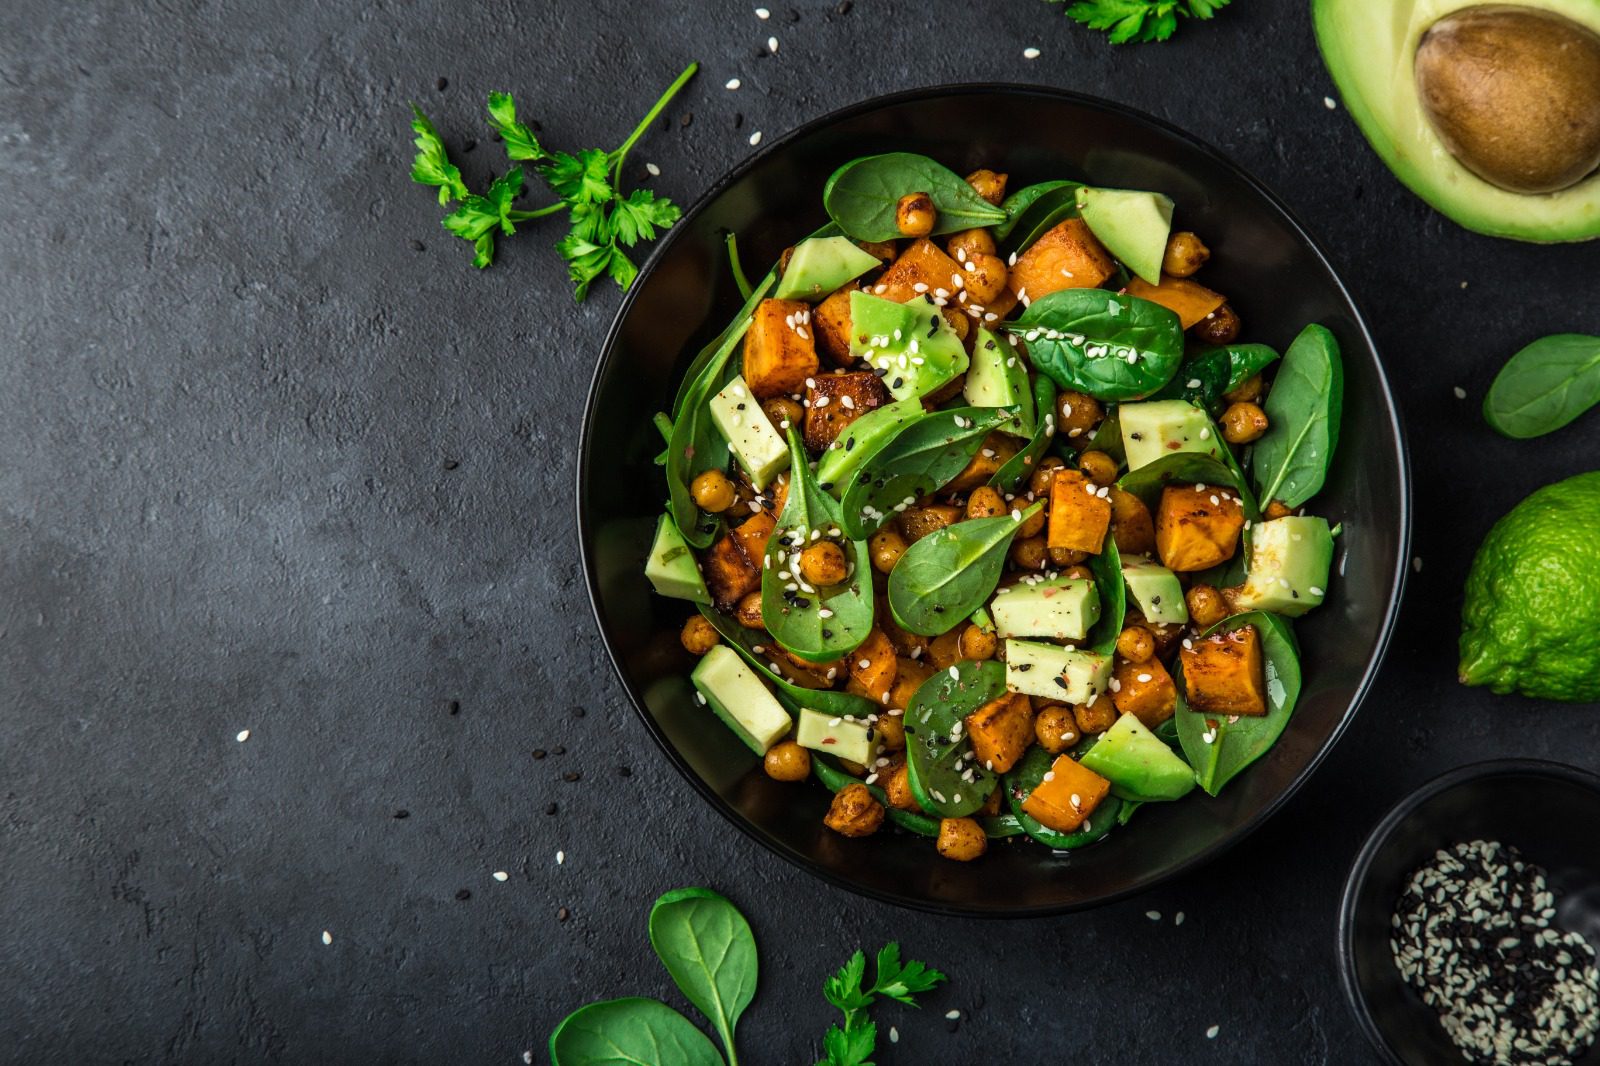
823, 153, 1006, 242
887, 503, 1043, 636
648, 888, 758, 1066
1250, 323, 1342, 508
1483, 333, 1600, 439
1005, 289, 1184, 401
548, 997, 725, 1066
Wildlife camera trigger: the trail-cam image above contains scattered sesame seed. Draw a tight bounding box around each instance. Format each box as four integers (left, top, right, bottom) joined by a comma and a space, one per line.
1175, 911, 1186, 926
235, 729, 250, 742
1146, 910, 1161, 921
1324, 96, 1337, 110
1453, 386, 1467, 400
725, 78, 741, 90
945, 1010, 961, 1020
555, 850, 565, 865
767, 35, 779, 52
321, 930, 333, 945
755, 5, 770, 16
1023, 46, 1041, 59
748, 131, 762, 146
1413, 556, 1423, 573
645, 162, 660, 177
890, 1026, 899, 1044
493, 870, 509, 882
1206, 1025, 1220, 1039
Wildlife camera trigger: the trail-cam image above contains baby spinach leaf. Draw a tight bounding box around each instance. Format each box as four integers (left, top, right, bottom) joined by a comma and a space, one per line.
1250, 323, 1342, 508
696, 607, 876, 721
904, 660, 1005, 817
989, 375, 1058, 493
995, 180, 1079, 237
996, 181, 1083, 253
1221, 342, 1280, 393
1173, 611, 1302, 796
839, 406, 1017, 539
548, 997, 725, 1066
1002, 745, 1122, 850
1006, 289, 1184, 401
823, 152, 1006, 242
1152, 346, 1230, 412
1085, 529, 1125, 654
761, 427, 874, 663
649, 888, 757, 1066
1483, 333, 1600, 439
671, 271, 778, 421
887, 503, 1044, 636
1080, 407, 1124, 462
1115, 450, 1245, 513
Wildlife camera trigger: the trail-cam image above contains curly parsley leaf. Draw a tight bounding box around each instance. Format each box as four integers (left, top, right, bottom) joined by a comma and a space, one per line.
869, 943, 946, 1006
823, 950, 872, 1017
441, 167, 525, 268
1052, 0, 1231, 43
816, 944, 945, 1066
486, 91, 545, 161
819, 1020, 876, 1066
612, 188, 681, 246
409, 106, 468, 205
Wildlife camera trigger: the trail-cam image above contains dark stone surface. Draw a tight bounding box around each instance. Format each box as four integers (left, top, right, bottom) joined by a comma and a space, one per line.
3, 1, 1599, 1063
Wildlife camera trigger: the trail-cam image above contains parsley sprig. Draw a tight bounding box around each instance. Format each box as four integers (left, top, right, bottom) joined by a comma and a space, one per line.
407, 62, 697, 299
1049, 0, 1232, 44
818, 943, 947, 1066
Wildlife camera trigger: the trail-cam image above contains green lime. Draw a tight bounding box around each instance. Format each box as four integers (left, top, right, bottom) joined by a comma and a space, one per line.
1460, 471, 1600, 701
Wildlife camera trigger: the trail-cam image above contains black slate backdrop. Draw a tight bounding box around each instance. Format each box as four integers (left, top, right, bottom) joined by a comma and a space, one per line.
3, 1, 1599, 1063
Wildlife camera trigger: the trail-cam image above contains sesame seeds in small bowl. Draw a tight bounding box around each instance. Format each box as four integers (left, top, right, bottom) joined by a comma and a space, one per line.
1339, 760, 1600, 1065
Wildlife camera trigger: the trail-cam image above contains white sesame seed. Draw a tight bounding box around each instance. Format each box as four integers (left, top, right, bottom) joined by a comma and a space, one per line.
890, 1027, 899, 1044
1206, 1025, 1220, 1039
1176, 911, 1186, 926
321, 930, 333, 945
1323, 95, 1337, 110
748, 131, 762, 146
725, 78, 741, 90
646, 162, 661, 176
493, 870, 509, 882
767, 35, 778, 52
755, 5, 770, 16
556, 850, 565, 865
1453, 386, 1467, 400
945, 1010, 961, 1020
236, 729, 250, 742
1023, 46, 1041, 59
1146, 910, 1161, 921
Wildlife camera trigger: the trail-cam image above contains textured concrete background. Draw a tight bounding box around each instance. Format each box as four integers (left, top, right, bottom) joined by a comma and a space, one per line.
3, 1, 1600, 1063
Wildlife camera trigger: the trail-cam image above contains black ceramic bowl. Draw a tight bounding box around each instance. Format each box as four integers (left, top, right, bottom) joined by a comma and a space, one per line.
1339, 760, 1600, 1064
579, 85, 1410, 916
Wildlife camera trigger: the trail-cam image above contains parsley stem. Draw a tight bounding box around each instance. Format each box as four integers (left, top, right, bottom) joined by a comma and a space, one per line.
505, 202, 567, 222
610, 61, 699, 186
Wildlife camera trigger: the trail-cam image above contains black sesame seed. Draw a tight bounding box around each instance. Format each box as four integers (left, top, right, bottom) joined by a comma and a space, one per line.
409, 239, 425, 252
532, 749, 547, 759
392, 809, 409, 819
545, 802, 559, 815
448, 699, 461, 715
563, 771, 581, 783
455, 888, 471, 901
435, 76, 449, 91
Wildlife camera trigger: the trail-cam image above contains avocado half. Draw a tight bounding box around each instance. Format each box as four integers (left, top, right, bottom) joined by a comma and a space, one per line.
1314, 0, 1600, 242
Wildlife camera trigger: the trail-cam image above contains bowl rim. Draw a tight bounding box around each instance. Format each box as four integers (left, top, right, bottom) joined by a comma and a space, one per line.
1336, 757, 1600, 1064
577, 81, 1413, 917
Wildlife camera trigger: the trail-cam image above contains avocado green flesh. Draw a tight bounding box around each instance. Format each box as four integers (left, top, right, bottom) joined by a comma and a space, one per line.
1079, 713, 1196, 802
645, 513, 711, 603
848, 291, 969, 401
1075, 186, 1174, 285
774, 236, 881, 301
964, 327, 1035, 436
1314, 0, 1600, 242
1121, 556, 1188, 625
691, 645, 793, 754
1232, 516, 1334, 618
1120, 399, 1222, 472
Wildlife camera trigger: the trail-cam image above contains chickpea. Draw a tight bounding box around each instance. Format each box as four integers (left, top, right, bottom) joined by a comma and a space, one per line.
1264, 500, 1295, 520
870, 526, 908, 573
1056, 390, 1104, 443
1049, 546, 1088, 568
883, 761, 921, 811
1062, 564, 1095, 582
1223, 373, 1263, 405
936, 817, 988, 862
966, 485, 1007, 519
947, 227, 997, 262
1010, 535, 1048, 570
691, 469, 736, 513
958, 623, 998, 661
927, 629, 965, 671
1186, 584, 1229, 628
824, 782, 885, 837
1074, 698, 1117, 736
896, 192, 936, 237
1221, 402, 1269, 445
838, 758, 870, 776
679, 615, 719, 655
964, 168, 1008, 206
1017, 504, 1046, 539
734, 591, 765, 630
1029, 455, 1067, 497
1034, 705, 1080, 754
961, 253, 1009, 305
799, 541, 848, 587
1162, 231, 1211, 278
1191, 303, 1241, 345
1077, 449, 1118, 486
1116, 625, 1155, 664
875, 712, 906, 752
761, 396, 804, 432
763, 740, 811, 782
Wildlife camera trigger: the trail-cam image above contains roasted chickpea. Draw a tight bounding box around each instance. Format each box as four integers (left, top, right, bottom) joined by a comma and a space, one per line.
1062, 564, 1095, 582
1223, 373, 1263, 405
690, 469, 736, 513
798, 541, 848, 587
1049, 546, 1088, 568
875, 712, 906, 752
824, 782, 885, 837
1264, 500, 1294, 520
936, 817, 988, 862
1186, 584, 1229, 628
1010, 535, 1048, 571
1017, 504, 1047, 539
966, 485, 1007, 520
927, 629, 965, 671
1028, 455, 1068, 497
1221, 402, 1269, 445
1191, 303, 1241, 345
1109, 487, 1157, 555
899, 504, 962, 543
680, 615, 719, 655
1116, 625, 1155, 664
870, 527, 908, 573
947, 227, 997, 262
964, 168, 1008, 205
1077, 449, 1118, 486
896, 191, 936, 237
960, 253, 1008, 305
883, 760, 922, 811
1162, 231, 1211, 278
1074, 698, 1117, 736
1056, 390, 1104, 443
1034, 704, 1080, 754
761, 396, 804, 432
958, 623, 998, 661
734, 590, 765, 630
763, 740, 811, 782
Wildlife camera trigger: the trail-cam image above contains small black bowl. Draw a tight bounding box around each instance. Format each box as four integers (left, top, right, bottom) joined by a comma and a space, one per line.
1339, 759, 1600, 1064
579, 85, 1411, 916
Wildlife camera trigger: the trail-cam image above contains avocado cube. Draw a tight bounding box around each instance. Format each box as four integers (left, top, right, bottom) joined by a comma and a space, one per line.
644, 513, 710, 604
691, 645, 794, 755
1078, 712, 1196, 802
990, 576, 1100, 642
963, 328, 1035, 437
795, 706, 879, 766
774, 236, 882, 302
1021, 754, 1111, 834
1119, 399, 1223, 473
1155, 483, 1245, 571
814, 397, 923, 493
1074, 186, 1174, 286
708, 375, 790, 491
848, 291, 969, 401
1180, 625, 1268, 716
1120, 555, 1188, 625
1004, 640, 1112, 704
1232, 516, 1334, 617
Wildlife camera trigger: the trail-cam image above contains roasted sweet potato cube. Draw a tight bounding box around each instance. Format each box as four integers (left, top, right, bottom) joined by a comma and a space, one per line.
811, 285, 858, 366
1180, 624, 1268, 716
870, 238, 965, 305
858, 239, 897, 264
1009, 219, 1115, 303
1048, 470, 1113, 554
898, 503, 963, 543
848, 627, 900, 705
1110, 487, 1156, 555
731, 509, 776, 566
1125, 275, 1226, 330
946, 433, 1021, 492
1111, 655, 1177, 728
883, 760, 924, 812
965, 692, 1034, 774
744, 298, 820, 399
1155, 484, 1245, 571
977, 785, 1003, 817
1021, 754, 1110, 834
804, 371, 890, 451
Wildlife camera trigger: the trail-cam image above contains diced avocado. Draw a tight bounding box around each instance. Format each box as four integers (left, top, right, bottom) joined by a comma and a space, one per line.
814, 397, 922, 494
646, 513, 711, 604
991, 577, 1100, 642
1079, 712, 1196, 802
1232, 515, 1334, 617
848, 291, 969, 402
1004, 639, 1112, 704
708, 374, 789, 490
963, 328, 1034, 436
774, 236, 881, 301
1119, 399, 1222, 472
1074, 186, 1175, 285
691, 645, 793, 755
1121, 555, 1188, 625
795, 706, 879, 766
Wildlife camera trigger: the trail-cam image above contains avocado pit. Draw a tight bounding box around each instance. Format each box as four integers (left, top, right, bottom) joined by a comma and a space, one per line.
1415, 4, 1600, 194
